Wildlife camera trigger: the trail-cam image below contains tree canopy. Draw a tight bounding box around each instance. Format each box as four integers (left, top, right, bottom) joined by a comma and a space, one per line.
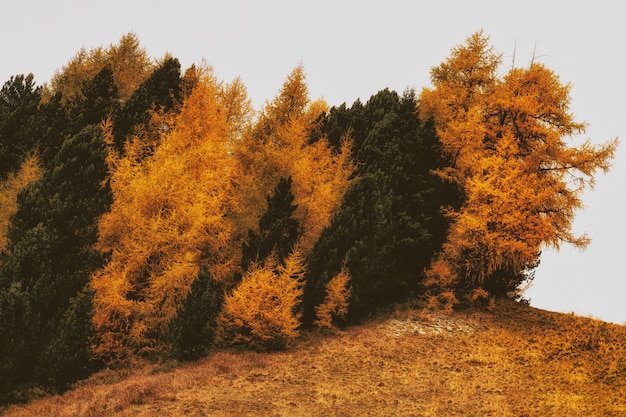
420, 32, 617, 299
0, 32, 617, 400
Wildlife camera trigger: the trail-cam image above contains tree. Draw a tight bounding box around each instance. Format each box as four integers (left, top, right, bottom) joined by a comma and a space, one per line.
45, 32, 152, 103
234, 66, 353, 256
0, 123, 112, 395
112, 57, 183, 153
314, 265, 351, 330
92, 68, 249, 361
216, 248, 306, 351
419, 32, 618, 298
166, 265, 223, 361
0, 155, 41, 252
0, 62, 115, 395
304, 89, 456, 322
241, 176, 300, 272
66, 64, 119, 132
0, 74, 41, 179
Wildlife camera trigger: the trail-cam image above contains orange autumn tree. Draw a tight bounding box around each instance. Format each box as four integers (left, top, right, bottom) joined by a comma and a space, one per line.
0, 155, 41, 252
420, 32, 618, 299
216, 247, 306, 351
92, 67, 251, 361
235, 66, 353, 256
45, 33, 152, 103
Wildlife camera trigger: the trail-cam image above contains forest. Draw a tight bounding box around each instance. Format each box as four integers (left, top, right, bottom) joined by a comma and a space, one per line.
0, 32, 617, 401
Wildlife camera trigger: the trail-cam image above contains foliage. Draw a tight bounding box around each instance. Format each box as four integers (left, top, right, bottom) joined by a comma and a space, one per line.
0, 31, 619, 402
0, 61, 116, 397
45, 32, 152, 103
92, 68, 248, 361
166, 265, 224, 361
314, 265, 352, 330
216, 248, 305, 351
0, 155, 41, 252
419, 32, 618, 298
241, 176, 300, 272
112, 57, 183, 153
234, 66, 353, 256
0, 121, 112, 396
36, 284, 100, 390
305, 89, 457, 321
0, 74, 41, 179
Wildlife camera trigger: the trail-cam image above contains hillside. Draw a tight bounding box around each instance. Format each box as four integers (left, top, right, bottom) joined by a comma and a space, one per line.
3, 300, 625, 417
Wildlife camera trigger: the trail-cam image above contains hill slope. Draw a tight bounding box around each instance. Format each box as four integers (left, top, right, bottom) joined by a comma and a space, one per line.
4, 300, 626, 417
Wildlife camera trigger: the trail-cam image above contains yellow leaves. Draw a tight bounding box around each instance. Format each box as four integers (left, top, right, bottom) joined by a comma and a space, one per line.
216, 247, 306, 350
314, 266, 352, 331
0, 155, 42, 252
92, 69, 246, 359
422, 32, 618, 296
235, 66, 354, 256
45, 32, 152, 102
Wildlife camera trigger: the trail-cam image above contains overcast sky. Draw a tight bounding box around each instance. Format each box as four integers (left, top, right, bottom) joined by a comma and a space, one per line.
1, 0, 624, 323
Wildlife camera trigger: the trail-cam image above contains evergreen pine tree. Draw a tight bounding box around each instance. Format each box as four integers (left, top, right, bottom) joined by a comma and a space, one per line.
0, 74, 41, 179
0, 67, 115, 396
241, 177, 300, 271
113, 57, 182, 152
304, 90, 459, 322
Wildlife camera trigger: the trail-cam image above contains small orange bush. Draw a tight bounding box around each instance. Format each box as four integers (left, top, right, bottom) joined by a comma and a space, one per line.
314, 266, 351, 330
216, 249, 305, 350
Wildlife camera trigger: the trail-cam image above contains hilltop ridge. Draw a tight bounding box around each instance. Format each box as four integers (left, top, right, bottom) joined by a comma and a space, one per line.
4, 300, 626, 417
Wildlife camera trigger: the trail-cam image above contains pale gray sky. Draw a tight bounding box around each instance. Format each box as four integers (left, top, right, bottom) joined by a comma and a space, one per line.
1, 0, 624, 323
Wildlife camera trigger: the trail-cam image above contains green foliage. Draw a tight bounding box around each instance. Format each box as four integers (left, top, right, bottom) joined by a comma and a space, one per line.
66, 65, 119, 132
241, 176, 300, 271
113, 57, 183, 152
167, 266, 223, 361
0, 70, 113, 397
0, 74, 41, 179
0, 281, 33, 401
305, 89, 459, 321
36, 284, 100, 390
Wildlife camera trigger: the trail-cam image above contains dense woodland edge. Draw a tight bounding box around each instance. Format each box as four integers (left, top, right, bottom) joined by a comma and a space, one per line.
0, 31, 618, 403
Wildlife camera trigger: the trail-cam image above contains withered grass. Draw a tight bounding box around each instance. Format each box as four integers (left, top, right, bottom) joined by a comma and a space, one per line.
4, 300, 626, 416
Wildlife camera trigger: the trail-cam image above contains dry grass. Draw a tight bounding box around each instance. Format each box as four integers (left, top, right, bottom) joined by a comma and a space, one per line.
3, 300, 626, 416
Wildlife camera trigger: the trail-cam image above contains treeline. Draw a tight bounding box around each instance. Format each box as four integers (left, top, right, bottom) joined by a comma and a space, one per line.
0, 32, 616, 401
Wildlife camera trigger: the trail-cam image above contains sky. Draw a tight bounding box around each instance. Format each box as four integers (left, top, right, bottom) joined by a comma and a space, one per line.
1, 0, 624, 323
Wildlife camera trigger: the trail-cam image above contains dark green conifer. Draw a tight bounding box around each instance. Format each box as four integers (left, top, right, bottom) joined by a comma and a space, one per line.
0, 74, 41, 179
241, 176, 300, 271
167, 266, 223, 361
305, 90, 459, 322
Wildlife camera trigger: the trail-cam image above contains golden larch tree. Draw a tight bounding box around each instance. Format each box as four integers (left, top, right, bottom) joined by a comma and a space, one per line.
420, 32, 618, 297
44, 33, 152, 103
92, 67, 250, 361
235, 65, 354, 256
216, 247, 306, 350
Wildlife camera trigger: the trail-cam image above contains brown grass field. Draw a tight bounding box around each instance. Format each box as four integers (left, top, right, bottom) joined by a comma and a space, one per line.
3, 299, 626, 416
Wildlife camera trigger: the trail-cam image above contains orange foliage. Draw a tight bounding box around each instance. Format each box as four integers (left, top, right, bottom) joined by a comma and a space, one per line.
420, 32, 618, 294
0, 155, 41, 252
216, 248, 306, 350
314, 265, 352, 330
45, 33, 152, 102
235, 66, 353, 255
92, 67, 250, 361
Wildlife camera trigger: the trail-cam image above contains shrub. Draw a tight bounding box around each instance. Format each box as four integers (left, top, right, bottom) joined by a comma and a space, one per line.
314, 266, 351, 331
216, 249, 305, 351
